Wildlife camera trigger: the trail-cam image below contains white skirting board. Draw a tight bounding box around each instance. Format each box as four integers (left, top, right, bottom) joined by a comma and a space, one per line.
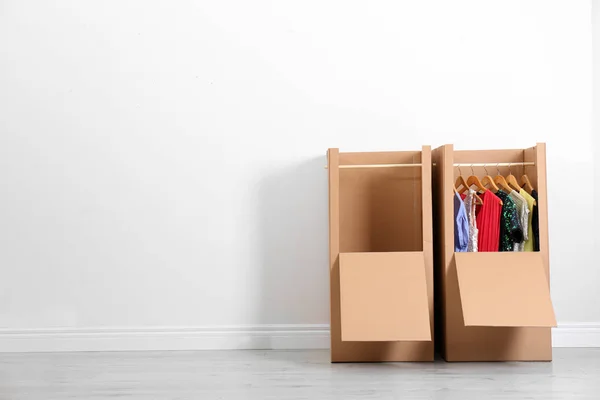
0, 325, 331, 353
551, 324, 600, 348
0, 324, 597, 352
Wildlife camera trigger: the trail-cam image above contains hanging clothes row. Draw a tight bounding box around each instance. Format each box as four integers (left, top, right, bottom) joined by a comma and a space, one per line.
453, 165, 540, 252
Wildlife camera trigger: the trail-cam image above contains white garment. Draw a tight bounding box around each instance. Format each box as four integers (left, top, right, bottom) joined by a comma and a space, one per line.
509, 190, 529, 252
464, 189, 479, 252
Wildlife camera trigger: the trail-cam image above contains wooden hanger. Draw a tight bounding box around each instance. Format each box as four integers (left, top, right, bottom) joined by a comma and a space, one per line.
480, 165, 502, 205
520, 174, 534, 193
454, 166, 469, 194
452, 165, 482, 205
481, 175, 500, 193
494, 175, 512, 192
505, 163, 521, 191
454, 167, 483, 205
466, 165, 485, 191
519, 174, 537, 205
466, 179, 485, 205
464, 165, 485, 204
493, 164, 513, 193
455, 186, 484, 205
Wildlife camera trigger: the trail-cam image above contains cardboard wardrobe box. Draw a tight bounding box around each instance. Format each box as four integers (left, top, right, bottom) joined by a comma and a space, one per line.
431, 143, 557, 362
327, 146, 434, 362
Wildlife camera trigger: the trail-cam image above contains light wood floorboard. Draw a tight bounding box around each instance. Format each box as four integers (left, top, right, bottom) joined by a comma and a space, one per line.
0, 348, 598, 399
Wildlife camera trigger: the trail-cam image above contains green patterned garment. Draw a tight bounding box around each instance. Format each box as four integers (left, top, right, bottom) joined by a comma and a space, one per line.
495, 190, 524, 251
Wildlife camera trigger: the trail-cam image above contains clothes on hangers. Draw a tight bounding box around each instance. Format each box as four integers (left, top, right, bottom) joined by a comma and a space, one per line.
463, 189, 479, 252
454, 192, 469, 252
474, 190, 502, 252
520, 188, 536, 252
509, 190, 529, 252
450, 168, 540, 253
531, 189, 540, 251
495, 190, 523, 252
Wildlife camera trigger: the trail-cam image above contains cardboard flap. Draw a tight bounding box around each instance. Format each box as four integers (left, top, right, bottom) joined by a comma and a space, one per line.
455, 252, 557, 327
339, 252, 431, 341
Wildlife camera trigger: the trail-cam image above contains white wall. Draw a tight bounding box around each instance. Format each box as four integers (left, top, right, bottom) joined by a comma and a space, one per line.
594, 0, 600, 309
0, 0, 596, 350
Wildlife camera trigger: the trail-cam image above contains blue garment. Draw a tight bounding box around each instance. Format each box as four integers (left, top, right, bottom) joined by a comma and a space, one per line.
454, 192, 469, 252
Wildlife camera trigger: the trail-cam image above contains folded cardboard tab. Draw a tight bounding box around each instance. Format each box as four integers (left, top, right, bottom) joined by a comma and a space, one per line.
455, 252, 557, 327
339, 252, 431, 342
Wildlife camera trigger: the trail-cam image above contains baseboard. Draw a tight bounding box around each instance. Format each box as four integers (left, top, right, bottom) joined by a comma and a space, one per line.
0, 325, 330, 353
0, 323, 597, 352
552, 323, 600, 348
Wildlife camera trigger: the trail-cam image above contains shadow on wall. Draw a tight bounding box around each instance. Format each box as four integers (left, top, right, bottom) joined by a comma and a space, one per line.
255, 156, 329, 327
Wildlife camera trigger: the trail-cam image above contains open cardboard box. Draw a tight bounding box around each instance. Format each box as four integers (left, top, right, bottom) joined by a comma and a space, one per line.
328, 147, 434, 362
432, 144, 557, 361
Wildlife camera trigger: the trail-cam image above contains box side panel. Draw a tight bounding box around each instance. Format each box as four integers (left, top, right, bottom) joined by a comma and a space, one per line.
421, 146, 435, 343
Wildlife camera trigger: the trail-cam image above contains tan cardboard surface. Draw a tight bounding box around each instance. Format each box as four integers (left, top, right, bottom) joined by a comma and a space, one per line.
455, 252, 557, 327
339, 155, 423, 253
339, 252, 431, 342
432, 144, 555, 361
328, 147, 434, 362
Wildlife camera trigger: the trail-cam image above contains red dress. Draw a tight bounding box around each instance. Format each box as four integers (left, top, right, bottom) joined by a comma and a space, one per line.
475, 190, 502, 251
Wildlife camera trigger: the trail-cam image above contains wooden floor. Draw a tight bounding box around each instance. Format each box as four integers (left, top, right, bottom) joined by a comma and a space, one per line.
0, 348, 598, 399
